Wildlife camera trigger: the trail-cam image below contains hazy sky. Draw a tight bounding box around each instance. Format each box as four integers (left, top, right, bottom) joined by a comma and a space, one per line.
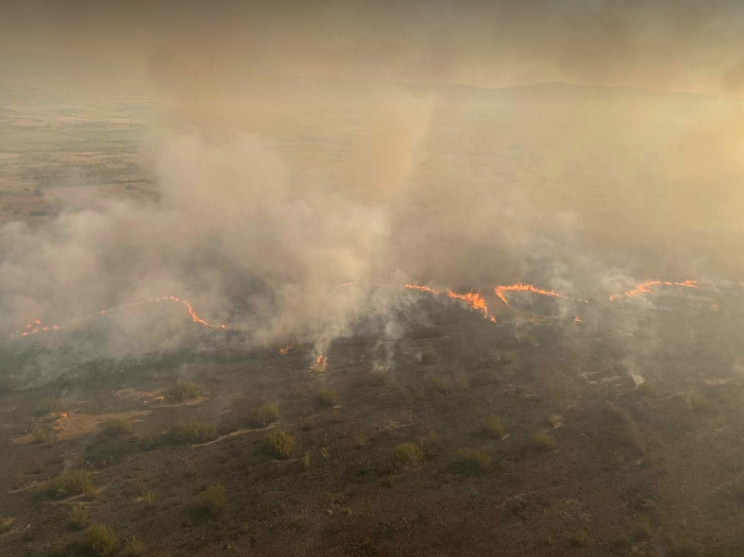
3, 0, 744, 95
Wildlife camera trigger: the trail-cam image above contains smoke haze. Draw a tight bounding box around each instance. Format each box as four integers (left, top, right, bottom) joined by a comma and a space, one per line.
2, 0, 744, 380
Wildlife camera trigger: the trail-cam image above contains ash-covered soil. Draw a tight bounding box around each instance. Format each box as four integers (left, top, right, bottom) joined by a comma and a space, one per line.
3, 292, 744, 556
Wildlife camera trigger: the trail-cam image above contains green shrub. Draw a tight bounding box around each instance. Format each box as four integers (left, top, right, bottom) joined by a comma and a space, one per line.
49, 536, 73, 557
83, 524, 118, 556
168, 421, 216, 444
265, 430, 295, 459
68, 505, 89, 530
197, 484, 227, 516
451, 448, 492, 474
368, 369, 394, 386
0, 516, 13, 533
34, 398, 62, 416
100, 418, 133, 439
500, 350, 517, 365
570, 529, 589, 547
247, 403, 280, 427
530, 432, 555, 451
317, 390, 338, 407
393, 443, 424, 467
420, 349, 440, 364
49, 470, 95, 498
481, 416, 505, 438
430, 377, 452, 393
168, 381, 201, 402
631, 520, 653, 542
121, 537, 145, 556
302, 453, 311, 469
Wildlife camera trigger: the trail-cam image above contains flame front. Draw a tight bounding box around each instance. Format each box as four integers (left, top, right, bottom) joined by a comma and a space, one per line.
311, 355, 328, 372
8, 296, 226, 341
279, 344, 293, 356
494, 283, 562, 306
609, 280, 699, 302
405, 284, 493, 320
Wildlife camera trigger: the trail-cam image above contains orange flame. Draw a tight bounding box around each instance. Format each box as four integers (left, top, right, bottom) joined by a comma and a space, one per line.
8, 296, 226, 341
279, 344, 293, 356
609, 280, 699, 302
311, 355, 327, 372
405, 284, 492, 319
574, 315, 582, 323
494, 283, 562, 306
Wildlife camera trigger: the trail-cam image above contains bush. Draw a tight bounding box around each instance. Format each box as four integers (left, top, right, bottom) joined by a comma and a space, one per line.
31, 426, 55, 445
247, 403, 279, 427
530, 432, 555, 451
631, 520, 653, 542
34, 398, 62, 416
100, 418, 133, 439
49, 470, 95, 498
121, 537, 145, 556
265, 430, 295, 459
451, 448, 492, 475
500, 350, 517, 365
49, 536, 73, 557
393, 443, 424, 467
197, 484, 227, 516
168, 381, 201, 402
83, 524, 118, 556
368, 369, 394, 386
168, 421, 216, 444
481, 416, 506, 438
0, 516, 13, 533
68, 505, 89, 530
317, 390, 338, 407
430, 377, 452, 393
570, 529, 589, 547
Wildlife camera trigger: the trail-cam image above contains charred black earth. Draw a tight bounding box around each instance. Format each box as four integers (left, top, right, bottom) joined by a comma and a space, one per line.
3, 289, 744, 556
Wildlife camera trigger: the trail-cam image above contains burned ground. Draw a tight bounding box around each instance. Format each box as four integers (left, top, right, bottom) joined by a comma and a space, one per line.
2, 291, 744, 556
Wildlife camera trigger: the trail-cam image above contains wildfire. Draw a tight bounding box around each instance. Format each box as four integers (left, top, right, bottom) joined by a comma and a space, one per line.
311, 355, 327, 372
494, 283, 562, 306
609, 280, 699, 302
405, 284, 492, 319
8, 296, 226, 341
279, 344, 293, 356
574, 315, 582, 323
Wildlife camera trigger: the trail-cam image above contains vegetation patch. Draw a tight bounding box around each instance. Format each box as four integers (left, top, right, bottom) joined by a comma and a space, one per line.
168, 381, 201, 402
247, 403, 280, 427
451, 448, 492, 475
83, 524, 118, 556
100, 418, 133, 439
393, 443, 424, 468
317, 390, 338, 407
197, 484, 228, 516
49, 470, 95, 499
530, 432, 555, 451
168, 421, 216, 445
481, 416, 506, 438
265, 429, 295, 459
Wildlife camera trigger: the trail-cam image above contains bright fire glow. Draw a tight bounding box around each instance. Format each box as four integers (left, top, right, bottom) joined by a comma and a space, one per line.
494, 283, 562, 306
574, 315, 582, 323
311, 355, 327, 372
609, 280, 699, 302
279, 344, 293, 356
405, 284, 493, 320
8, 296, 226, 341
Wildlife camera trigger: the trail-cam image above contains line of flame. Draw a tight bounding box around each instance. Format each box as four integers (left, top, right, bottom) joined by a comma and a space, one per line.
494, 283, 563, 306
8, 296, 226, 341
405, 284, 493, 320
608, 280, 699, 302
